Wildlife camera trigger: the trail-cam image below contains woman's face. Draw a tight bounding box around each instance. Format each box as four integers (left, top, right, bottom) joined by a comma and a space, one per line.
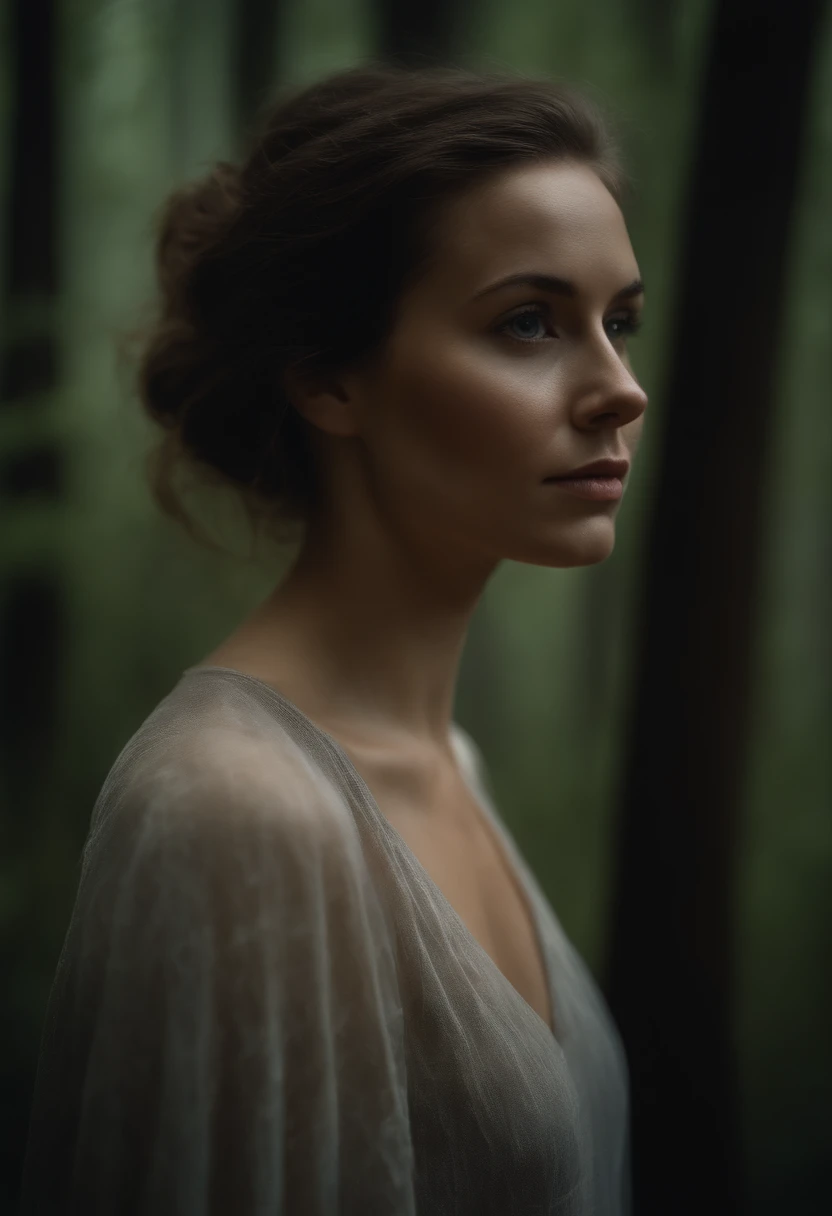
323, 159, 648, 572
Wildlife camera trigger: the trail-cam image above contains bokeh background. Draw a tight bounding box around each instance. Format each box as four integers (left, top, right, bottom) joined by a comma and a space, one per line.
1, 1, 830, 1213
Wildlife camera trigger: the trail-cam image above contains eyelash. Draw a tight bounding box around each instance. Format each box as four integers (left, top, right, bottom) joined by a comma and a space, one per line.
495, 303, 643, 346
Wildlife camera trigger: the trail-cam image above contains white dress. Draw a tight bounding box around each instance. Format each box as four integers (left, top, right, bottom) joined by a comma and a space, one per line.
19, 665, 630, 1214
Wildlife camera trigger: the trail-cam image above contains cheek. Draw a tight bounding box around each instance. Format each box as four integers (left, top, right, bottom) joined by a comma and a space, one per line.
375, 345, 561, 489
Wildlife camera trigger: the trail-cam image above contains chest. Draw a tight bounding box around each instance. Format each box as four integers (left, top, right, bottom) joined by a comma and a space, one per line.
375, 778, 555, 1037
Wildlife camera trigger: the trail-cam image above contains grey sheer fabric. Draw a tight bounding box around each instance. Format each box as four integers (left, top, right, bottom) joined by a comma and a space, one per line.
20, 665, 630, 1215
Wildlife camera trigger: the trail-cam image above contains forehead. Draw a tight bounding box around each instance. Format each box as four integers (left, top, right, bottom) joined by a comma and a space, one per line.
417, 160, 635, 301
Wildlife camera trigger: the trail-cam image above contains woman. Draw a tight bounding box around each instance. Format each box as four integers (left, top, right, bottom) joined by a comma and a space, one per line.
20, 61, 647, 1214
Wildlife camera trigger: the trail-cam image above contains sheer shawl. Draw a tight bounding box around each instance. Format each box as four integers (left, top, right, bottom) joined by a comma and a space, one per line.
19, 666, 629, 1214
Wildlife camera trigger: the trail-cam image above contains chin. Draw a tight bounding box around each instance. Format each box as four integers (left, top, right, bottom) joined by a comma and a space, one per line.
510, 519, 618, 569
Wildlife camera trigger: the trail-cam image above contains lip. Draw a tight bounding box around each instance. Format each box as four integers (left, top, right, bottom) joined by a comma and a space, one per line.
544, 458, 630, 480
546, 476, 624, 501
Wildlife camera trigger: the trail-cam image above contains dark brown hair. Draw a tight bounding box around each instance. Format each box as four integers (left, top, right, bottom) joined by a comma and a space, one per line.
134, 60, 628, 554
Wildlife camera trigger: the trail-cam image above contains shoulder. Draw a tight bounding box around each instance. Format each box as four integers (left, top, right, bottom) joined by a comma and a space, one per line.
71, 680, 388, 959
86, 673, 361, 873
60, 677, 402, 1001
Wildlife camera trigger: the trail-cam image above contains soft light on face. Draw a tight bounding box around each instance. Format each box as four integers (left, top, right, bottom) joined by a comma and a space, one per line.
351, 159, 649, 570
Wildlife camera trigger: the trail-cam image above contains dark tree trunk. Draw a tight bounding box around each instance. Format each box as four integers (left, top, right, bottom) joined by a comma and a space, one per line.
605, 2, 826, 1214
0, 0, 66, 1209
370, 0, 473, 67
233, 0, 285, 138
0, 0, 64, 864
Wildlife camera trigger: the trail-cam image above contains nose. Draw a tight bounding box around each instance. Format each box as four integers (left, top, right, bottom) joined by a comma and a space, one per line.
572, 351, 649, 432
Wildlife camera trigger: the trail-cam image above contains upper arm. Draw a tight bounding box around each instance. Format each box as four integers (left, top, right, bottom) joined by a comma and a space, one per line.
20, 738, 415, 1215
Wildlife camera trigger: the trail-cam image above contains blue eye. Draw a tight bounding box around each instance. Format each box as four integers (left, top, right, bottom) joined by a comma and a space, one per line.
606, 314, 643, 342
496, 304, 551, 344
495, 304, 643, 346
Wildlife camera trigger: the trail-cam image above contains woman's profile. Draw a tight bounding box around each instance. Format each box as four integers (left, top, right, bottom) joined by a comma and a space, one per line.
20, 61, 647, 1214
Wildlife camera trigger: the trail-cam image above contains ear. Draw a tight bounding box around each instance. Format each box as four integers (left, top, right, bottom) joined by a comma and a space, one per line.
282, 363, 362, 439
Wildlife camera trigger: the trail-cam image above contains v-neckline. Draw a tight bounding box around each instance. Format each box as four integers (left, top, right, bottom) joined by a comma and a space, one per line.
181, 663, 560, 1043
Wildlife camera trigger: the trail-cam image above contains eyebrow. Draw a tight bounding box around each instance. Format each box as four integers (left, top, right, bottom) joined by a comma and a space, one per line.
470, 272, 645, 304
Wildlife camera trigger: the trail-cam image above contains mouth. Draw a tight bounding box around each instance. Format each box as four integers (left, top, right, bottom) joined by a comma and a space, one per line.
543, 469, 626, 502
543, 458, 630, 481
544, 478, 623, 501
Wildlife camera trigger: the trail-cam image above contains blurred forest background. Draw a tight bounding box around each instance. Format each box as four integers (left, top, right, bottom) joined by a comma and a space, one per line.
1, 1, 830, 1213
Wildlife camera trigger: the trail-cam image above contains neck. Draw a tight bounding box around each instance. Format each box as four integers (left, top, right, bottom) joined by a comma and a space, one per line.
236, 509, 497, 752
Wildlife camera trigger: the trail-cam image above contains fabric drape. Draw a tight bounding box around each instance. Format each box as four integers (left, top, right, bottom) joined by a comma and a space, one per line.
19, 666, 630, 1214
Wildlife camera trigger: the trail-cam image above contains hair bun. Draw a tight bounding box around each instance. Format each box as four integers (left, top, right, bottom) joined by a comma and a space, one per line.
155, 162, 242, 308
